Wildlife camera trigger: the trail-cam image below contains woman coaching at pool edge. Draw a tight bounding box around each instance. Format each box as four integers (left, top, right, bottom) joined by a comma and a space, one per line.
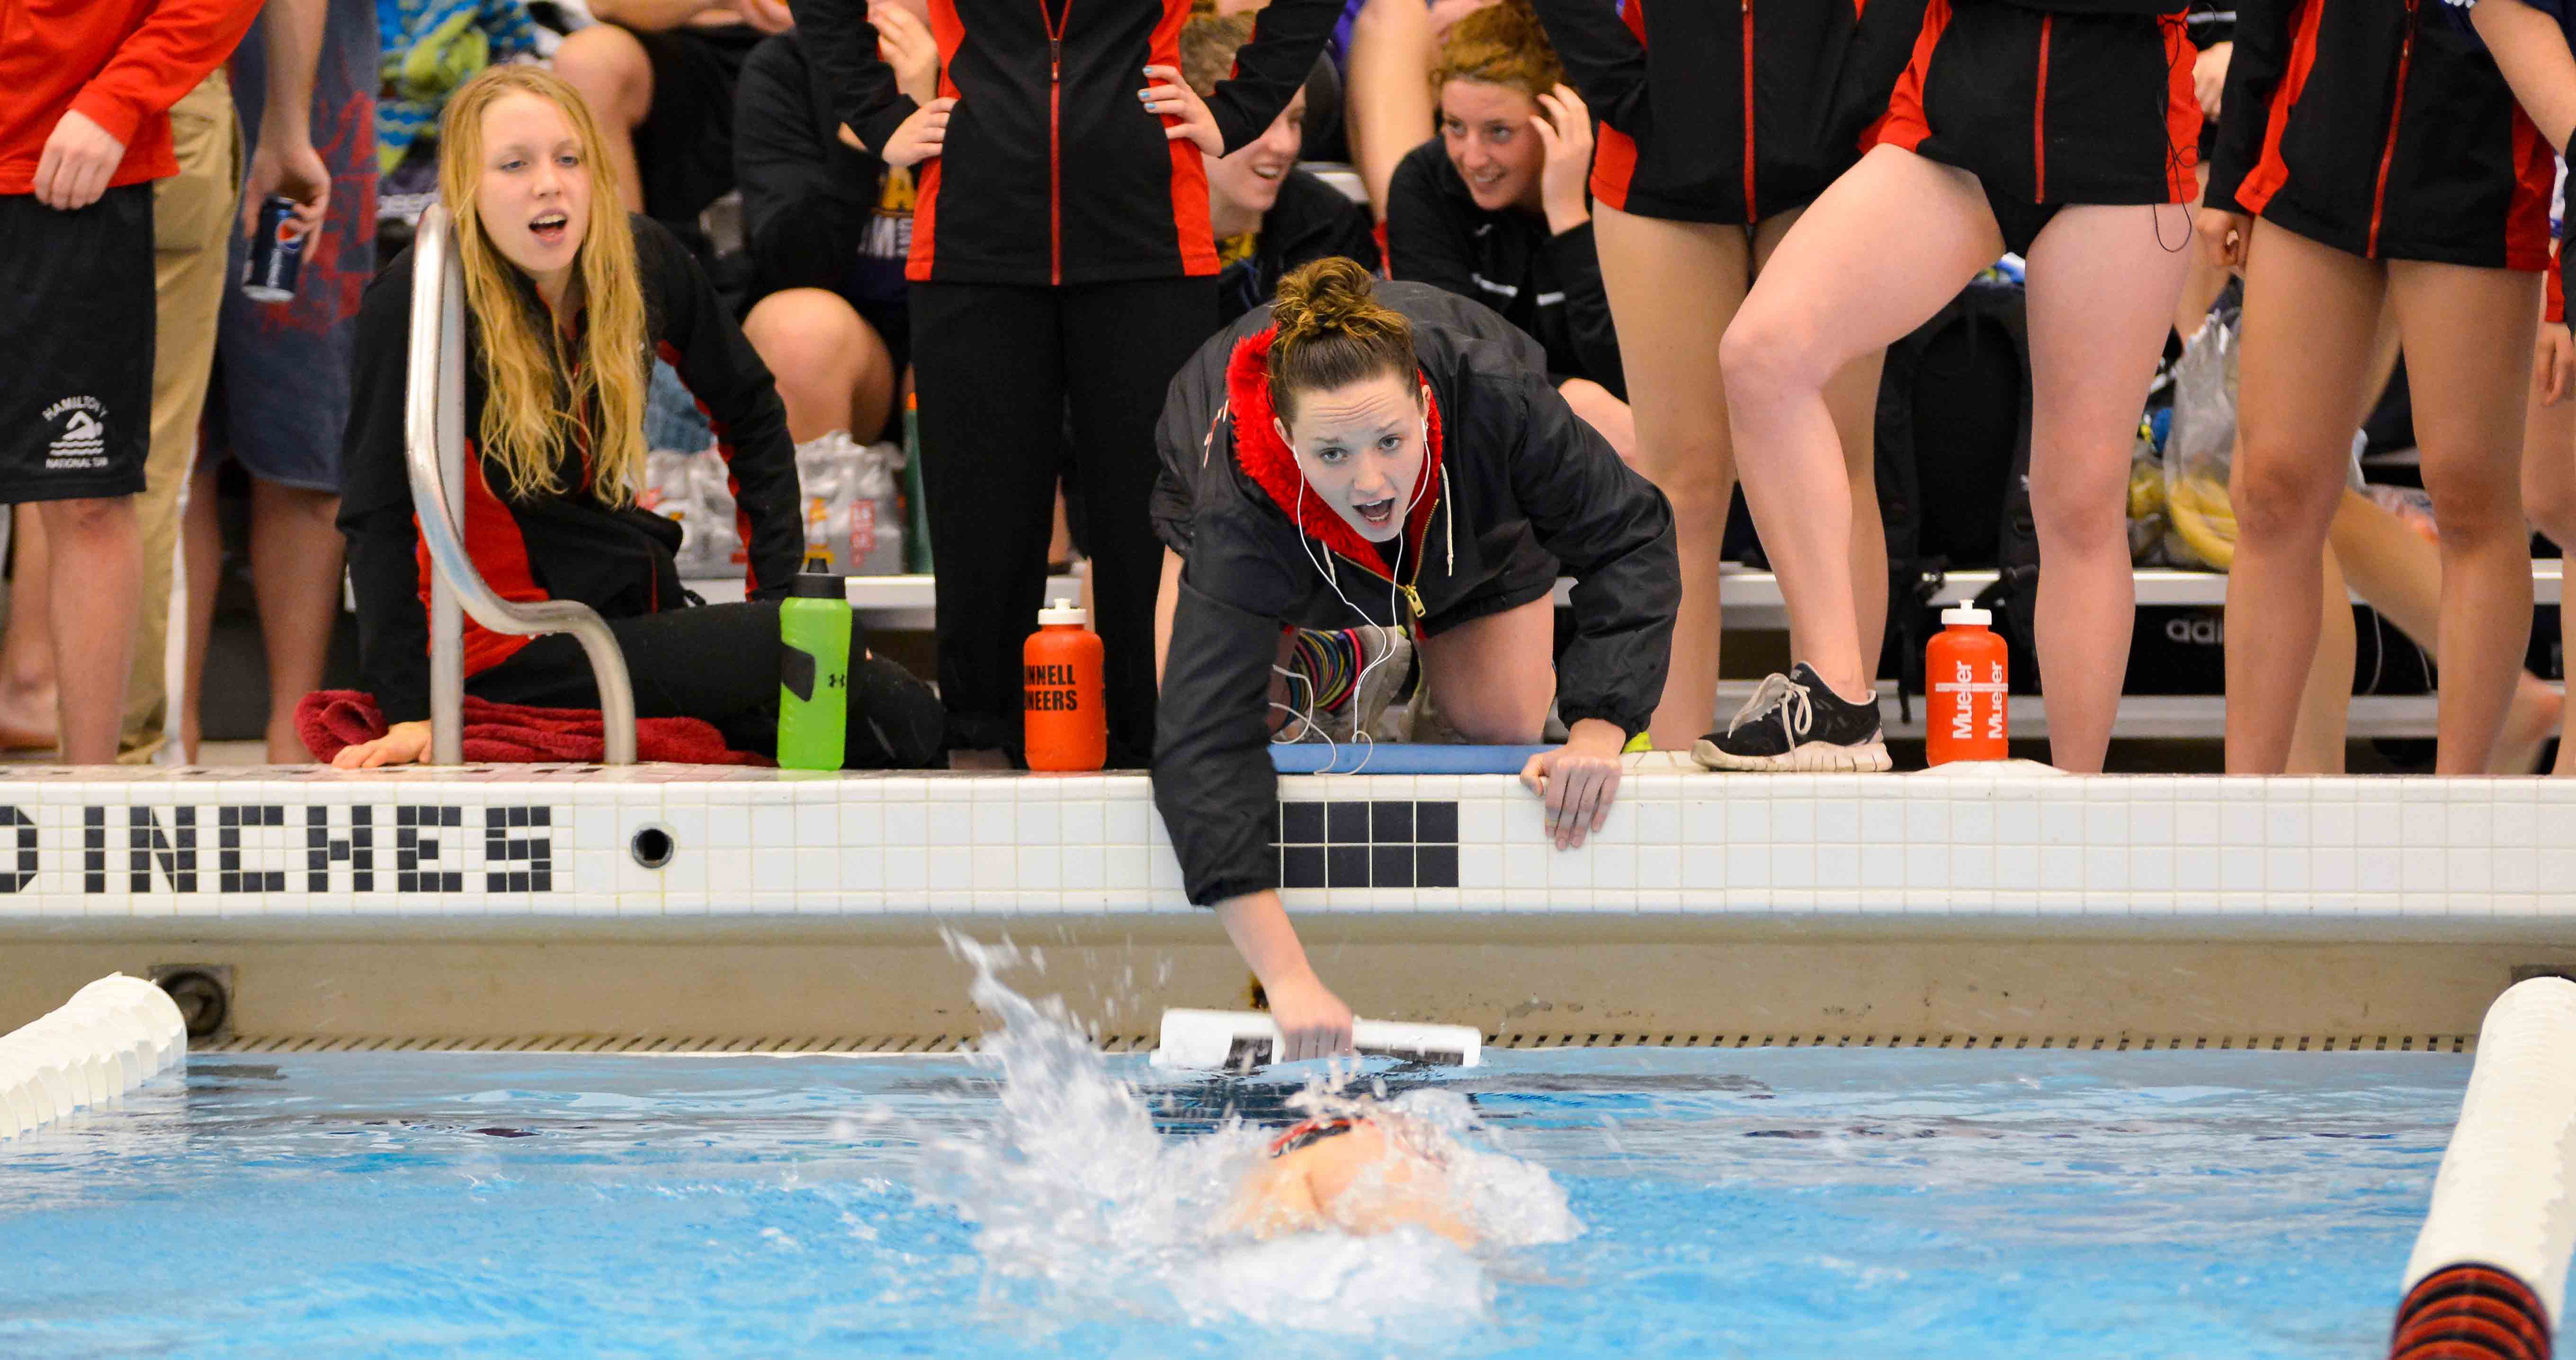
1152, 258, 1680, 1056
333, 66, 945, 770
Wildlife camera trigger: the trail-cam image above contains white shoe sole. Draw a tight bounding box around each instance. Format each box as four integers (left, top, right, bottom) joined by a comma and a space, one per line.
1690, 736, 1894, 773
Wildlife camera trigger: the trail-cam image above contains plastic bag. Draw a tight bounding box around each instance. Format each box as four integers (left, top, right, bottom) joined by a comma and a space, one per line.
2162, 308, 2240, 570
793, 431, 909, 575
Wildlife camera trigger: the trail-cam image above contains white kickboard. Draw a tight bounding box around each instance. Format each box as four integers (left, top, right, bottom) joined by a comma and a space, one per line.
1150, 1008, 1482, 1070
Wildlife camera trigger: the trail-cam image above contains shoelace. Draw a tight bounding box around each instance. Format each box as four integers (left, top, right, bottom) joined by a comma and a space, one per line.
1727, 672, 1815, 741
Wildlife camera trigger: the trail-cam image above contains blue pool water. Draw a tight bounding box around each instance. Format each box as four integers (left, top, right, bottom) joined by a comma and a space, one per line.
1, 1011, 2469, 1360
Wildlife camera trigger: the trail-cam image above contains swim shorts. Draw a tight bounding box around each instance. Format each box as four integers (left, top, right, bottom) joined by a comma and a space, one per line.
0, 186, 154, 504
1869, 0, 2200, 256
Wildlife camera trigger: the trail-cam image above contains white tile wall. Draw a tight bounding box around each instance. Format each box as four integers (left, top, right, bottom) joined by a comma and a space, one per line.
0, 762, 2567, 928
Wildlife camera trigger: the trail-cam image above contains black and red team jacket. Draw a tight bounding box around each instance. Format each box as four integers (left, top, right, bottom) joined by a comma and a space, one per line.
1526, 0, 1932, 225
796, 0, 1341, 286
1150, 298, 1678, 906
340, 215, 805, 725
2210, 0, 2552, 270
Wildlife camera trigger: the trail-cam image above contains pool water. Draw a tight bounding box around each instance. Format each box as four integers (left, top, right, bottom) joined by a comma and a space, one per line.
3, 1010, 2468, 1357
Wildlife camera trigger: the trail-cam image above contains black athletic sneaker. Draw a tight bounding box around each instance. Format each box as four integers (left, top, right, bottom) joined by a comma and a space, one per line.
1692, 663, 1892, 773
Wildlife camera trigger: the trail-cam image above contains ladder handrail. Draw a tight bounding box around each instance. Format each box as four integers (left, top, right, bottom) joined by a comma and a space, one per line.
403, 204, 638, 765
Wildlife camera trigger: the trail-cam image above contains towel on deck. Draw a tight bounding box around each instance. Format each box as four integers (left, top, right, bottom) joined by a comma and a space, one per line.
296, 689, 769, 766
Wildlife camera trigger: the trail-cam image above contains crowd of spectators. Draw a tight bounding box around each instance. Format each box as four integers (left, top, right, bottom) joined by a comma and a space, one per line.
6, 0, 2576, 783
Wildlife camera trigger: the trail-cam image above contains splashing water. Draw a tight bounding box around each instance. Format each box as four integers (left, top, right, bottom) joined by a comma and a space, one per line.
915, 935, 1582, 1341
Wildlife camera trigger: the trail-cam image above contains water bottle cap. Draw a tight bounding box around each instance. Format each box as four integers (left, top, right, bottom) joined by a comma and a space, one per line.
1941, 605, 1992, 627
790, 561, 844, 599
1038, 596, 1086, 627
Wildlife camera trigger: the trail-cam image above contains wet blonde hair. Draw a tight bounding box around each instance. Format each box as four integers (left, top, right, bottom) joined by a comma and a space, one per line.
1268, 257, 1414, 426
1430, 0, 1563, 100
437, 65, 648, 506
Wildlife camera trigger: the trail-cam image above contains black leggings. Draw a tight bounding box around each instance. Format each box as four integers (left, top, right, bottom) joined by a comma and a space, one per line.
911, 276, 1219, 764
473, 602, 945, 767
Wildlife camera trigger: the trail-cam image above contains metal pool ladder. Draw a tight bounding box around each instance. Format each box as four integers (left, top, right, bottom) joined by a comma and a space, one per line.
404, 205, 637, 765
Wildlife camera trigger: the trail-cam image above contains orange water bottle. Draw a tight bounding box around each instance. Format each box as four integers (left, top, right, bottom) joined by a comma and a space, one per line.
1023, 597, 1105, 771
1926, 605, 2009, 766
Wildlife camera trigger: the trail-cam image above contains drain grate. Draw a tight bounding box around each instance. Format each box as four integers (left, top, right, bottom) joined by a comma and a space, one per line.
196, 1032, 2478, 1055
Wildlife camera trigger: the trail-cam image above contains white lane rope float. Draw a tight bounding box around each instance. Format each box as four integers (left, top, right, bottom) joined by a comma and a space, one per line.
2387, 976, 2576, 1360
0, 974, 188, 1141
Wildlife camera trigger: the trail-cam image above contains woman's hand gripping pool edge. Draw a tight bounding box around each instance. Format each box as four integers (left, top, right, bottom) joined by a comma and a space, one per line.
1521, 718, 1625, 851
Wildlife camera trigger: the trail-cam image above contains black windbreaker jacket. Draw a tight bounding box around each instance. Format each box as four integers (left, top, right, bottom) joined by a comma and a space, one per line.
796, 0, 1341, 286
1386, 139, 1624, 396
1151, 289, 1679, 907
339, 216, 805, 725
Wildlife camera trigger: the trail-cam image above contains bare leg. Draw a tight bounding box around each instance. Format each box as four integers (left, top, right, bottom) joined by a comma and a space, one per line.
550, 24, 654, 216
1555, 378, 1637, 463
1153, 546, 1182, 686
37, 496, 141, 765
1593, 204, 1747, 745
2388, 260, 2540, 774
2284, 545, 2353, 774
2520, 324, 2576, 775
179, 458, 223, 762
1416, 593, 1555, 743
2224, 224, 2387, 773
2173, 162, 2228, 341
1752, 207, 1887, 679
2020, 205, 2195, 771
1720, 146, 2004, 704
1342, 0, 1434, 219
0, 506, 58, 748
741, 288, 898, 444
247, 479, 343, 762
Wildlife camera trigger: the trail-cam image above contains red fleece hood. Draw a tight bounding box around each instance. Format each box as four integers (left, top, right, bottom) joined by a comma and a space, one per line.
1223, 326, 1446, 579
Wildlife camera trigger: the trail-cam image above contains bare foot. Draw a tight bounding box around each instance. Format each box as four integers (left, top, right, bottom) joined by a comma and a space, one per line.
2492, 675, 2563, 775
0, 686, 58, 752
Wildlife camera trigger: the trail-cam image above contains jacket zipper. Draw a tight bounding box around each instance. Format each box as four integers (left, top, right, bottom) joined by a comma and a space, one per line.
1319, 490, 1439, 625
1042, 0, 1071, 285
2367, 2, 2419, 259
1741, 1, 1758, 221
2032, 14, 2052, 202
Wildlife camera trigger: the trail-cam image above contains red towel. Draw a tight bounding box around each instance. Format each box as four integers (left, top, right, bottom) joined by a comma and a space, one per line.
296, 690, 770, 766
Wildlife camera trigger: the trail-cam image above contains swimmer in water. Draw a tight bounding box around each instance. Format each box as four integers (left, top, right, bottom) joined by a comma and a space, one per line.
1226, 1107, 1478, 1248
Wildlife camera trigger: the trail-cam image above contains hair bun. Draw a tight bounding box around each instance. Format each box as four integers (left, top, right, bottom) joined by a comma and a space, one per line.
1271, 256, 1381, 347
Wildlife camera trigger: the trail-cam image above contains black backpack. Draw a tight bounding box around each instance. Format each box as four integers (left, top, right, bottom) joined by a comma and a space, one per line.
1872, 279, 2040, 718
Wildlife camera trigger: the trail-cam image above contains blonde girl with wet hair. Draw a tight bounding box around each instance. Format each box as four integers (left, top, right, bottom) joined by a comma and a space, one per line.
332, 66, 945, 771
1151, 257, 1679, 1056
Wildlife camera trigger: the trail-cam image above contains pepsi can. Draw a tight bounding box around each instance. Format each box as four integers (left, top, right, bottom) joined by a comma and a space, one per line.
241, 195, 305, 304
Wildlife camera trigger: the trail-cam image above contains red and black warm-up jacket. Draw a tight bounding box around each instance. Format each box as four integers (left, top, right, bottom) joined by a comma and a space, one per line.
2209, 0, 2553, 270
796, 0, 1341, 286
339, 215, 805, 725
1149, 289, 1678, 906
1524, 0, 1930, 225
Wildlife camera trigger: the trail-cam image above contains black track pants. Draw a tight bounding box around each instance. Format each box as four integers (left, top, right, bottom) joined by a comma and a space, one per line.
474, 601, 945, 767
910, 276, 1219, 764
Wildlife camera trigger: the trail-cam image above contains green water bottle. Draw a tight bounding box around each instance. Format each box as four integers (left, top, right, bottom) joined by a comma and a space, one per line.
777, 561, 851, 770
